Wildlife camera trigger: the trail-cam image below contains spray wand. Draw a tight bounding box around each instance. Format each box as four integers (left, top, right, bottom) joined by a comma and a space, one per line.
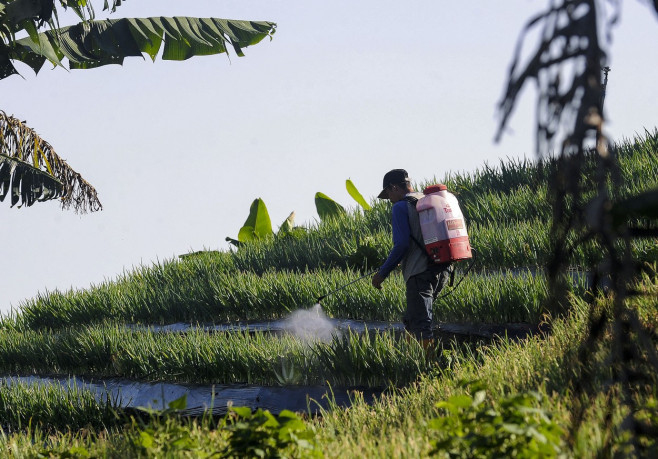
316, 269, 378, 303
317, 249, 477, 303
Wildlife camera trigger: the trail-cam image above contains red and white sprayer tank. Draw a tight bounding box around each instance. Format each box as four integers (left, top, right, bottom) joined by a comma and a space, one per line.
416, 184, 472, 264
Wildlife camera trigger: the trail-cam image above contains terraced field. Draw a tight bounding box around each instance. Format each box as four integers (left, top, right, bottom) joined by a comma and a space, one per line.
1, 130, 656, 457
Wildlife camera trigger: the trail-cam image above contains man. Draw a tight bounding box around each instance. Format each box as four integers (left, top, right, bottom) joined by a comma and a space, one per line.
371, 169, 452, 346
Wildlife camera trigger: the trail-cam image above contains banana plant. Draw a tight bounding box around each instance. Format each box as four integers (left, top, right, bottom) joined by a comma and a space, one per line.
228, 178, 371, 247
0, 0, 276, 212
315, 192, 345, 221
226, 199, 296, 247
0, 1, 276, 79
315, 179, 370, 221
346, 178, 371, 210
0, 110, 101, 211
279, 210, 296, 234
237, 198, 273, 243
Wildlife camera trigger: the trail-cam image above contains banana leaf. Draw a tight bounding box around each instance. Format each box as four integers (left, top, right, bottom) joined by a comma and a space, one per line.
315, 192, 345, 221
237, 198, 273, 242
2, 16, 276, 78
0, 111, 101, 212
346, 178, 371, 210
0, 154, 65, 207
279, 211, 296, 233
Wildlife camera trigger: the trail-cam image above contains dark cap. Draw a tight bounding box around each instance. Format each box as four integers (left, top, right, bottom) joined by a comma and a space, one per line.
377, 169, 409, 199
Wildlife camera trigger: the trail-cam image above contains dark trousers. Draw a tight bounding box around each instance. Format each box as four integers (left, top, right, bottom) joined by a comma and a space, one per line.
403, 265, 452, 340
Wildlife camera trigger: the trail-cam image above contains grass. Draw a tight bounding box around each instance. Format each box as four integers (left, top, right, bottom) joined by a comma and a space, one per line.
310, 271, 658, 457
0, 324, 439, 387
4, 266, 573, 330
0, 378, 118, 432
4, 132, 656, 332
2, 272, 655, 457
438, 129, 658, 206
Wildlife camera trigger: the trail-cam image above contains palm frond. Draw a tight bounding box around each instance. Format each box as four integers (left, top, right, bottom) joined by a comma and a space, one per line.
2, 16, 275, 77
0, 111, 101, 212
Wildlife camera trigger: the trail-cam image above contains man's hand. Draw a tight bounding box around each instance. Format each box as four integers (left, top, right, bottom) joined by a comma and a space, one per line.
372, 272, 385, 290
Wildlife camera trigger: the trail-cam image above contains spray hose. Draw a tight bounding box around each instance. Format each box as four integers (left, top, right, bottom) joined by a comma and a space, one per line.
316, 269, 378, 303
316, 249, 476, 303
436, 248, 477, 300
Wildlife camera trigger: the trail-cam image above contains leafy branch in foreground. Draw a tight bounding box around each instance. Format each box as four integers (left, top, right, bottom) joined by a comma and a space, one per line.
0, 2, 276, 213
1, 0, 277, 78
6, 17, 276, 77
0, 110, 101, 212
222, 407, 321, 458
429, 382, 564, 457
497, 0, 658, 454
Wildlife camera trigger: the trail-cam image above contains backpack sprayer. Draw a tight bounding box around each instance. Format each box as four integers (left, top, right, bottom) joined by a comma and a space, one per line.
316, 184, 475, 303
415, 184, 477, 298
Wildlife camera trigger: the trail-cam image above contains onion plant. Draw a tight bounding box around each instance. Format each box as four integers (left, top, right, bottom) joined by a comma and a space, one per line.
0, 325, 438, 388
4, 131, 654, 333
5, 266, 569, 331
0, 378, 117, 432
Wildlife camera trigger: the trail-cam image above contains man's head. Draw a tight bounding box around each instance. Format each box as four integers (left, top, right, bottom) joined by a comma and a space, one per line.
377, 169, 412, 202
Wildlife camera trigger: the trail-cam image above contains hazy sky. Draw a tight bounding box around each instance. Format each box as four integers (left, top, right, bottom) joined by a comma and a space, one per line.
1, 1, 657, 313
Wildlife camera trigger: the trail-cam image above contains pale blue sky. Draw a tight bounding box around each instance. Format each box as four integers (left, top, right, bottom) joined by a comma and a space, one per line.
1, 1, 657, 313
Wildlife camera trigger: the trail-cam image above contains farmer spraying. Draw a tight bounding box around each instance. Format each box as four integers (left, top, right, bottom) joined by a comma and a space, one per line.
371, 169, 453, 348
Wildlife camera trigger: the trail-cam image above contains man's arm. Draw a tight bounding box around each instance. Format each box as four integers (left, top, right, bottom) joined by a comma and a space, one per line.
373, 202, 410, 288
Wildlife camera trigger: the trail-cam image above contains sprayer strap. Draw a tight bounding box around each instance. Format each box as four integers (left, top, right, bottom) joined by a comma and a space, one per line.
404, 195, 438, 267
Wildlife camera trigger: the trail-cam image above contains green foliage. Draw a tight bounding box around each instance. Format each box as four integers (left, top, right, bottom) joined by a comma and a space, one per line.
131, 395, 210, 457
0, 131, 654, 456
428, 382, 564, 458
0, 378, 119, 432
238, 198, 274, 242
315, 192, 346, 220
3, 263, 559, 330
346, 178, 371, 210
279, 211, 296, 233
0, 2, 275, 213
345, 236, 387, 271
222, 407, 321, 458
313, 329, 428, 387
2, 13, 276, 78
2, 276, 658, 457
0, 325, 436, 387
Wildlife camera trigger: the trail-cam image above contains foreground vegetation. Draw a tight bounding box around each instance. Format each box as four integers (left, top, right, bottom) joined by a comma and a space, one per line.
0, 131, 656, 456
1, 271, 655, 457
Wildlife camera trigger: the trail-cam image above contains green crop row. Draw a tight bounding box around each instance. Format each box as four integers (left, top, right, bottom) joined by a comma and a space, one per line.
3, 272, 656, 456
231, 130, 657, 272
5, 264, 573, 331
229, 216, 656, 276
0, 378, 117, 432
459, 185, 550, 224
4, 131, 655, 331
471, 217, 657, 268
7, 218, 652, 331
0, 324, 436, 388
435, 129, 657, 203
